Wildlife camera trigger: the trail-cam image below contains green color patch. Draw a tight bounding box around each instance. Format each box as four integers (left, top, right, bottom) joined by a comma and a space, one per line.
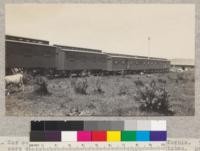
121, 131, 136, 141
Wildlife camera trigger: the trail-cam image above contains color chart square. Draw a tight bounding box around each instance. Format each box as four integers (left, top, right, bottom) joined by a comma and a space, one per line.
136, 131, 150, 141
77, 131, 91, 141
61, 131, 77, 142
137, 120, 151, 130
44, 131, 61, 142
124, 120, 137, 130
121, 131, 136, 141
107, 131, 121, 142
92, 131, 107, 141
150, 131, 167, 141
30, 131, 45, 142
151, 120, 166, 131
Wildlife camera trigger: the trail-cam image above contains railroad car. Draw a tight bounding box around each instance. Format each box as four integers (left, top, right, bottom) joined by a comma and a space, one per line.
6, 35, 56, 75
54, 45, 107, 76
127, 57, 148, 73
132, 57, 170, 73
106, 53, 170, 74
105, 53, 129, 74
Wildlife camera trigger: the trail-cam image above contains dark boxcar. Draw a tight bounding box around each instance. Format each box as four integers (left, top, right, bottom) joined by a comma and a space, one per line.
134, 57, 149, 71
145, 58, 171, 72
128, 56, 167, 73
160, 60, 171, 72
106, 53, 129, 73
55, 46, 107, 74
6, 39, 56, 72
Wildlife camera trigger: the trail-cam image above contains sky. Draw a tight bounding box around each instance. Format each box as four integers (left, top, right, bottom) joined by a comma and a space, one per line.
5, 4, 195, 59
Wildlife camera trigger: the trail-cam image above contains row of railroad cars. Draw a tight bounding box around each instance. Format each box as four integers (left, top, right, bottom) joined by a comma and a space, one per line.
5, 35, 171, 76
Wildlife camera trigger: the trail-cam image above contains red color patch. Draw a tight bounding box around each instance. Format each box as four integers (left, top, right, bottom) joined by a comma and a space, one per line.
92, 131, 107, 141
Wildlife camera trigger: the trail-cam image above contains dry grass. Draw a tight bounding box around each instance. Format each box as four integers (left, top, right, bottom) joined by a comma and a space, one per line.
6, 70, 195, 116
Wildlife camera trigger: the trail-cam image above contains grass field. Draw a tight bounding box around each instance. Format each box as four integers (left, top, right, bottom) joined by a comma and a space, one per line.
6, 70, 195, 116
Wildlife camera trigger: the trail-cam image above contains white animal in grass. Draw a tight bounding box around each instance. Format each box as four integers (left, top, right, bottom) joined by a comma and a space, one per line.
140, 72, 144, 75
5, 73, 24, 92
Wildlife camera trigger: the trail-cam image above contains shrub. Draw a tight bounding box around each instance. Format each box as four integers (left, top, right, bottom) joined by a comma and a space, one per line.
158, 78, 166, 84
135, 80, 173, 115
34, 76, 51, 96
118, 85, 129, 95
176, 72, 192, 83
73, 78, 88, 95
22, 73, 33, 85
93, 77, 104, 94
70, 78, 76, 87
177, 73, 184, 81
134, 79, 144, 87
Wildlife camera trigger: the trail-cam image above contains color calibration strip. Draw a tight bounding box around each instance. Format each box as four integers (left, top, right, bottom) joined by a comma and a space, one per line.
30, 120, 166, 142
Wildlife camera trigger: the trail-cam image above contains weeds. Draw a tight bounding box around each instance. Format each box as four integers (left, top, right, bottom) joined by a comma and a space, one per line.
93, 77, 104, 94
134, 78, 144, 87
6, 71, 194, 116
177, 73, 185, 81
118, 85, 129, 95
135, 79, 174, 115
34, 76, 51, 96
73, 78, 88, 95
70, 76, 104, 95
158, 78, 166, 84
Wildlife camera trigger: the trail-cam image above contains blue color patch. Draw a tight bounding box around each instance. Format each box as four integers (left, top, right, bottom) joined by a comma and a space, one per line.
136, 131, 150, 141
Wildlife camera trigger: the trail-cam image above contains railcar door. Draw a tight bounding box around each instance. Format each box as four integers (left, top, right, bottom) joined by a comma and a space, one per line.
56, 50, 65, 70
106, 57, 112, 71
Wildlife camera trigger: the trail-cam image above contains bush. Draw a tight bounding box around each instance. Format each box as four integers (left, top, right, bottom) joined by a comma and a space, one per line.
118, 85, 129, 95
134, 79, 144, 87
22, 73, 33, 85
73, 78, 88, 95
135, 80, 173, 115
176, 72, 193, 83
93, 77, 104, 94
158, 78, 166, 84
34, 76, 51, 96
177, 73, 185, 81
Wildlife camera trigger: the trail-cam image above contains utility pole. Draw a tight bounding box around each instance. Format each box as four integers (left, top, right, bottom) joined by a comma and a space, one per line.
148, 36, 151, 59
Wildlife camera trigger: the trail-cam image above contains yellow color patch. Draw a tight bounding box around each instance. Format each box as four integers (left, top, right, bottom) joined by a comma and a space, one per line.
107, 131, 121, 142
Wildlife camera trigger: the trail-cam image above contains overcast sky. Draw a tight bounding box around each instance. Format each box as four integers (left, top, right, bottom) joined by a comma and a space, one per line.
6, 4, 195, 59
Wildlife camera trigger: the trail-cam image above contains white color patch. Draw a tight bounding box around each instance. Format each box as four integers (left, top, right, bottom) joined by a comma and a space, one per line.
151, 120, 166, 131
61, 131, 77, 142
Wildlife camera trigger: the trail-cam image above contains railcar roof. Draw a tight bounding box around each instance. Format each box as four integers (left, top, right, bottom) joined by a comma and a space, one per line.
6, 39, 54, 47
54, 44, 102, 53
106, 53, 147, 58
58, 47, 106, 55
106, 53, 169, 61
6, 35, 49, 45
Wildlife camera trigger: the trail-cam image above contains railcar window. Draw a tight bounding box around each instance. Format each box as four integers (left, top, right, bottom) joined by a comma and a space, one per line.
114, 60, 118, 64
121, 60, 125, 64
